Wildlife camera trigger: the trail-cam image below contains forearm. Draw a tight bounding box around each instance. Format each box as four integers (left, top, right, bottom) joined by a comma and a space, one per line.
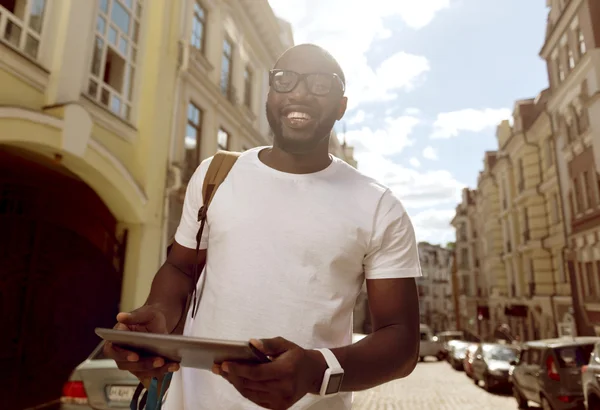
144, 262, 195, 333
332, 324, 419, 391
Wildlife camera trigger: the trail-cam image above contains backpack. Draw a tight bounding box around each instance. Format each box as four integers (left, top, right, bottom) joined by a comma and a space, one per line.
130, 150, 240, 410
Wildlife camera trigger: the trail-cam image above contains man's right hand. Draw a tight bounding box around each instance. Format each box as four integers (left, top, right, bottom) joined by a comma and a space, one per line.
103, 305, 180, 380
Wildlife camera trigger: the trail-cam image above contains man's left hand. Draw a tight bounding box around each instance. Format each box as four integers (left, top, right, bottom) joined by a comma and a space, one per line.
212, 337, 327, 410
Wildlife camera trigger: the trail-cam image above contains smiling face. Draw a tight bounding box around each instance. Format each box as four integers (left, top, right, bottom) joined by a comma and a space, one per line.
266, 45, 348, 155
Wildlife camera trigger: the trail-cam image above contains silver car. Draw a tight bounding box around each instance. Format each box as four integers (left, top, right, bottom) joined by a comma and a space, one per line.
60, 343, 139, 409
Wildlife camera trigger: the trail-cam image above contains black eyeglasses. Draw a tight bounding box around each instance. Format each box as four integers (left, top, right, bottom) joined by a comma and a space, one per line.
269, 69, 345, 96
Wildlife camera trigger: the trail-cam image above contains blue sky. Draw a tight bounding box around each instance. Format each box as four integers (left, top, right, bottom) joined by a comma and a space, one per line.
268, 0, 550, 245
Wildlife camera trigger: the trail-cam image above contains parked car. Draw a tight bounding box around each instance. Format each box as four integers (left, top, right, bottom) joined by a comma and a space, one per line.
511, 337, 598, 410
464, 343, 480, 379
419, 324, 445, 361
448, 340, 470, 370
61, 342, 139, 409
471, 343, 520, 392
581, 340, 600, 410
437, 331, 465, 359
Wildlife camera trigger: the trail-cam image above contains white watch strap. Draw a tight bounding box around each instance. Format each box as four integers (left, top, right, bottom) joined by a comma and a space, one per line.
316, 348, 342, 370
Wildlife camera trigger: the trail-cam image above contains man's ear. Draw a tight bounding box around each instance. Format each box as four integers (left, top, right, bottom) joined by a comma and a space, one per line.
337, 97, 348, 120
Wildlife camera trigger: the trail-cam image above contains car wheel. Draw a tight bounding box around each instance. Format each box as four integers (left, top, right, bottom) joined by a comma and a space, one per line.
419, 356, 424, 362
436, 352, 445, 361
512, 385, 528, 409
541, 396, 553, 410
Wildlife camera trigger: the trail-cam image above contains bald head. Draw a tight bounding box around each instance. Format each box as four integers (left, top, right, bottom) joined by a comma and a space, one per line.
274, 43, 346, 85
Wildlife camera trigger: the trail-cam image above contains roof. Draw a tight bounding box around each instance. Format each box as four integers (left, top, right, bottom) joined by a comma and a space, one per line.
524, 336, 600, 349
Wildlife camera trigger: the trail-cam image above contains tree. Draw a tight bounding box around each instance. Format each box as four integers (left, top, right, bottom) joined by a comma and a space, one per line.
446, 242, 455, 249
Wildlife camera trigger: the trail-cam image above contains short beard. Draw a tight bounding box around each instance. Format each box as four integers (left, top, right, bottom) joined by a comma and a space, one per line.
266, 104, 338, 155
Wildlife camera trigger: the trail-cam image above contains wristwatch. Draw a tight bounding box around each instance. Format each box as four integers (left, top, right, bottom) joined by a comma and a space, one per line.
316, 348, 344, 396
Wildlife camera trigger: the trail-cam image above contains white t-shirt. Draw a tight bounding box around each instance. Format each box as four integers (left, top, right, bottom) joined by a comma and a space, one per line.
164, 147, 422, 410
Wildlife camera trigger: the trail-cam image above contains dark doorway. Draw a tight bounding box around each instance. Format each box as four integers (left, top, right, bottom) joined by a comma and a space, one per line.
0, 147, 127, 409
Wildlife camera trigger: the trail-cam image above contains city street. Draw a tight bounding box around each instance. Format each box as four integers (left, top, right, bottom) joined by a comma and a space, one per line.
353, 359, 526, 410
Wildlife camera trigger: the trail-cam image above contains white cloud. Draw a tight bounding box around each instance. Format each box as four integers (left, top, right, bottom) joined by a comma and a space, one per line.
430, 108, 511, 139
411, 209, 457, 244
409, 157, 421, 167
422, 146, 438, 160
354, 151, 466, 209
345, 115, 420, 156
347, 109, 367, 125
268, 0, 449, 110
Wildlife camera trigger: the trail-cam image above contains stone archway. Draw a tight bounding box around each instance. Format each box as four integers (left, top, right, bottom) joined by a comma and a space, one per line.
0, 146, 127, 409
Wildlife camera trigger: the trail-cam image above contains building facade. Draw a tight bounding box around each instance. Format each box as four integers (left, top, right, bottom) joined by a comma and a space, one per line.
0, 0, 300, 408
474, 151, 504, 339
0, 0, 182, 407
541, 0, 600, 336
451, 188, 483, 338
164, 0, 294, 242
417, 242, 455, 333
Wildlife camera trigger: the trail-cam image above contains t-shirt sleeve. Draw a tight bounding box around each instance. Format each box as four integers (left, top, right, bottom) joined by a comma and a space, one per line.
363, 189, 422, 280
174, 158, 212, 250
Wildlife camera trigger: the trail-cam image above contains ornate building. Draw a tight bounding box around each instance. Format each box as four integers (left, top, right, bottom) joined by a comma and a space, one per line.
417, 242, 455, 333
541, 0, 600, 335
451, 189, 482, 337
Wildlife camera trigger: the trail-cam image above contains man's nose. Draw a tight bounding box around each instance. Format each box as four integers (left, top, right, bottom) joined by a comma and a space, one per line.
290, 77, 310, 99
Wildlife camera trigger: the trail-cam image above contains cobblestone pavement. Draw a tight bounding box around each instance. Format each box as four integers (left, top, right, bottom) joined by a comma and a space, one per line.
353, 359, 531, 410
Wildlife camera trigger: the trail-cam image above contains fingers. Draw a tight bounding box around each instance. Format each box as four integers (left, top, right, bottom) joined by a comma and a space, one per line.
104, 341, 139, 362
216, 360, 288, 382
257, 337, 294, 357
117, 308, 156, 326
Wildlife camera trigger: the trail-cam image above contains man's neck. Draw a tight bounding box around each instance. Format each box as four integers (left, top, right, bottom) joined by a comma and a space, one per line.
259, 143, 332, 174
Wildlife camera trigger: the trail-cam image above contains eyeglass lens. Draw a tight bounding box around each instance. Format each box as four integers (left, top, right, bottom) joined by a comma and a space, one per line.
272, 71, 335, 95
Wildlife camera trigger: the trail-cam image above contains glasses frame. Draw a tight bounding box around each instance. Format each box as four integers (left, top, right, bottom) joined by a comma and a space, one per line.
268, 69, 345, 96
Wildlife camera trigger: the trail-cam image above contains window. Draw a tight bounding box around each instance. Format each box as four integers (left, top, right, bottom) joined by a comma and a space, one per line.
518, 158, 525, 192
545, 138, 554, 168
573, 176, 583, 214
217, 128, 229, 151
578, 29, 586, 56
184, 103, 202, 181
556, 57, 565, 82
243, 66, 253, 108
0, 0, 46, 58
88, 0, 142, 121
460, 248, 469, 270
583, 171, 593, 209
190, 1, 206, 52
585, 262, 597, 299
523, 208, 529, 241
568, 49, 575, 70
552, 193, 560, 223
221, 37, 233, 97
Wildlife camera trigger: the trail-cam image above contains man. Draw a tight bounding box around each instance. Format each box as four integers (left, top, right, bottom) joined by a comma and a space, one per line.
105, 43, 421, 410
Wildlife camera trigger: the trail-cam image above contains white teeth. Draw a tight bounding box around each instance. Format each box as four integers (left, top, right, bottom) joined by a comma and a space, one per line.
286, 111, 312, 120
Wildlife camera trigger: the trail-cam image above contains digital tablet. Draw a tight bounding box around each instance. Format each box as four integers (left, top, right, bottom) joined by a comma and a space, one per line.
95, 328, 271, 370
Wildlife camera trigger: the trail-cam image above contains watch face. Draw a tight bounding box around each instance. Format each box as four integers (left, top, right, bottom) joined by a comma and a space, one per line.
326, 373, 344, 395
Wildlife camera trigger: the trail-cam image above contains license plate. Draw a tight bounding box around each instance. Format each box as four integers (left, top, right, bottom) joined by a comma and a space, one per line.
108, 385, 136, 402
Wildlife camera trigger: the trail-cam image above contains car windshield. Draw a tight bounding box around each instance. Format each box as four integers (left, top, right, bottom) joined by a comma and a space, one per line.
555, 344, 594, 368
454, 344, 468, 354
484, 346, 518, 362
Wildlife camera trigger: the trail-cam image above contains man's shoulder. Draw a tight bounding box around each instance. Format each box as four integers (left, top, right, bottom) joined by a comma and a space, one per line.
333, 157, 390, 196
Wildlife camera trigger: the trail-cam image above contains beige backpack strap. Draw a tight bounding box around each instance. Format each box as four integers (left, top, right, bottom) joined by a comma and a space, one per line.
190, 150, 240, 318
200, 150, 241, 216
